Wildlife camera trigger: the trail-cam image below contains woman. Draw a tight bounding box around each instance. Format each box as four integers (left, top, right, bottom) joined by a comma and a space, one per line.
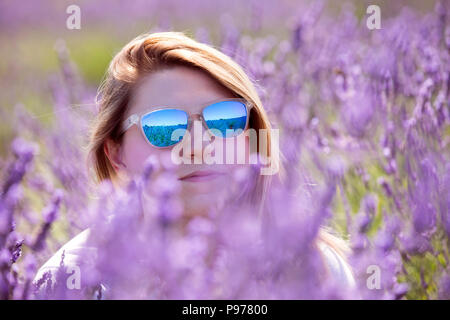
34, 32, 355, 297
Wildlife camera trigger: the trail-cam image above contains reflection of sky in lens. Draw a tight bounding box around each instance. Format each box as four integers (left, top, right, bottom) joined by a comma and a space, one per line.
203, 101, 247, 137
142, 109, 188, 126
203, 101, 246, 122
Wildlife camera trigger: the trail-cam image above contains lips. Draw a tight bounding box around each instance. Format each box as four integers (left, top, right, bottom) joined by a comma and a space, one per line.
178, 170, 225, 182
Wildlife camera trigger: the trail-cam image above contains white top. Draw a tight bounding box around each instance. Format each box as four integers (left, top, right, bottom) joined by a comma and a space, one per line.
34, 229, 356, 297
317, 241, 356, 289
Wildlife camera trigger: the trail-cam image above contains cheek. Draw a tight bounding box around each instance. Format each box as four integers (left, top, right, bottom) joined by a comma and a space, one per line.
233, 134, 253, 165
208, 134, 252, 165
121, 128, 166, 176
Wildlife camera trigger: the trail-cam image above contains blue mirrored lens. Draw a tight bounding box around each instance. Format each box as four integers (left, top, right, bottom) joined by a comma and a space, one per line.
202, 101, 247, 138
141, 109, 188, 147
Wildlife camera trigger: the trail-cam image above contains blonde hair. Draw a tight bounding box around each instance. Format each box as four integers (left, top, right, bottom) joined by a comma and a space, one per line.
88, 31, 352, 277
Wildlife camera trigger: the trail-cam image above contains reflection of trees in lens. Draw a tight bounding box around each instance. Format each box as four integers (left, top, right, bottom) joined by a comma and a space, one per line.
205, 116, 246, 137
143, 117, 246, 147
143, 124, 186, 147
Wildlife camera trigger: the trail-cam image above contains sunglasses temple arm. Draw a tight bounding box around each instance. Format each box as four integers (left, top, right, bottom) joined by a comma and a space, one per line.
121, 114, 140, 134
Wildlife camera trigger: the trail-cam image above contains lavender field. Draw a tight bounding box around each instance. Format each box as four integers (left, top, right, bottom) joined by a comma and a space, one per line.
0, 0, 449, 300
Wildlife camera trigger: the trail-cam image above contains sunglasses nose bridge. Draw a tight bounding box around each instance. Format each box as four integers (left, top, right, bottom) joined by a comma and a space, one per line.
187, 113, 206, 129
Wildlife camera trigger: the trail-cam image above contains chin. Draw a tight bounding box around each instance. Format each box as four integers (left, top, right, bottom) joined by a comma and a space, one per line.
182, 193, 224, 217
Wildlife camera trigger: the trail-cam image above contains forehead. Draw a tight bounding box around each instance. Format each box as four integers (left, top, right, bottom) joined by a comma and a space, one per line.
128, 65, 236, 115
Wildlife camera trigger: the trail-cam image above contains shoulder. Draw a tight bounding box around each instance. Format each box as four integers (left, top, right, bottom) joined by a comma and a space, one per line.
33, 228, 95, 284
317, 241, 356, 289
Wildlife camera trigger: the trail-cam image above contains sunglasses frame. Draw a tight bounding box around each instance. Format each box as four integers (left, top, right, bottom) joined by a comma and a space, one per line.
120, 98, 254, 149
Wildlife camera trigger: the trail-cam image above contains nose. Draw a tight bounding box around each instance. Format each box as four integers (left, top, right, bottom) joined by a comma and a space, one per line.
180, 114, 213, 164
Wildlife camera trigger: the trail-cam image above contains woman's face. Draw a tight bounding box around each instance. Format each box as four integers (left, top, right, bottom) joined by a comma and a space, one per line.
109, 65, 250, 217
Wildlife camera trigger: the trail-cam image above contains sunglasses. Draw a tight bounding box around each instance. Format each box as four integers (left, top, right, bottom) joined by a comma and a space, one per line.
120, 98, 253, 148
